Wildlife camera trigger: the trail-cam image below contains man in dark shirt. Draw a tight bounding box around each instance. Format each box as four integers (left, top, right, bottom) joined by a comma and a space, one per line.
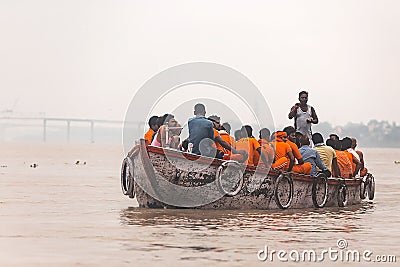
188, 103, 214, 155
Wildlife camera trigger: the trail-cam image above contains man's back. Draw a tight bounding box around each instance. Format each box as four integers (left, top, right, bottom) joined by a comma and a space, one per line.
273, 140, 292, 160
254, 139, 274, 166
287, 140, 302, 161
188, 115, 214, 155
299, 145, 327, 176
335, 150, 352, 178
314, 144, 336, 172
235, 137, 260, 166
219, 131, 236, 153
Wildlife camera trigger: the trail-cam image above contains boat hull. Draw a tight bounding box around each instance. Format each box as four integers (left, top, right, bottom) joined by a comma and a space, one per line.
124, 140, 367, 210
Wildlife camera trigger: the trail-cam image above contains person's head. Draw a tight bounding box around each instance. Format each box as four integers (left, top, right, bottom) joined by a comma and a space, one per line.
283, 126, 296, 143
157, 113, 174, 127
148, 115, 159, 131
208, 115, 221, 130
156, 116, 164, 128
259, 128, 271, 141
234, 129, 242, 141
295, 132, 304, 147
337, 140, 344, 151
312, 132, 324, 145
329, 133, 339, 141
157, 114, 175, 126
221, 122, 231, 134
276, 131, 288, 142
351, 137, 357, 149
299, 134, 310, 147
270, 131, 276, 141
341, 137, 352, 150
194, 103, 206, 116
326, 139, 336, 149
241, 125, 253, 138
298, 91, 308, 105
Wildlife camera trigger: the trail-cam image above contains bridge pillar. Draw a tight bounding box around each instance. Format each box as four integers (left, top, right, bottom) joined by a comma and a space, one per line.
67, 120, 71, 143
43, 119, 47, 142
90, 121, 94, 143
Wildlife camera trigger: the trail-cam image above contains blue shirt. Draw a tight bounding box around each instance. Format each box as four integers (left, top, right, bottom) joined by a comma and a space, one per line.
188, 115, 214, 155
299, 145, 328, 176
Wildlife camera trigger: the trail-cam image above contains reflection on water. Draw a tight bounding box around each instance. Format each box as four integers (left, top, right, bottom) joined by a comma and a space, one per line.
117, 204, 382, 265
119, 204, 378, 241
120, 203, 376, 231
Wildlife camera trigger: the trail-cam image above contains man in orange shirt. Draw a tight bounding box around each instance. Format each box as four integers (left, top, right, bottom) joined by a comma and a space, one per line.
235, 125, 269, 167
351, 137, 368, 177
219, 123, 236, 149
208, 115, 246, 160
342, 137, 362, 177
218, 122, 236, 159
144, 115, 159, 144
283, 126, 312, 174
254, 128, 275, 168
327, 139, 352, 178
273, 131, 295, 172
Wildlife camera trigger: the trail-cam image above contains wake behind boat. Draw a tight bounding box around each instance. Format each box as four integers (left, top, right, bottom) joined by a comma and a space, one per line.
121, 139, 375, 210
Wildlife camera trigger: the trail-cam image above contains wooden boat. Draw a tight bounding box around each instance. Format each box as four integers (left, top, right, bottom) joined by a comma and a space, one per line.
121, 139, 375, 209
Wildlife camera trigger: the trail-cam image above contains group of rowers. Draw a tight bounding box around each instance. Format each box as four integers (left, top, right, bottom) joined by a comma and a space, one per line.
143, 91, 368, 179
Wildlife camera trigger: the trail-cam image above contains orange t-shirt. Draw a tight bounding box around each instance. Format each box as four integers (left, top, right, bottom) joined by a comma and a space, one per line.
287, 140, 302, 161
213, 128, 224, 152
336, 150, 353, 178
273, 139, 292, 160
254, 139, 275, 166
235, 137, 261, 166
144, 128, 155, 144
344, 151, 356, 174
219, 131, 235, 155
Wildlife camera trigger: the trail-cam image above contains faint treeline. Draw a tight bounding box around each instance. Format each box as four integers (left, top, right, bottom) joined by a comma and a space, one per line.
313, 120, 400, 148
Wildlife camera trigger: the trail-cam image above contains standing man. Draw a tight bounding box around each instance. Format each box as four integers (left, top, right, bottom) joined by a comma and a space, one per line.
288, 91, 319, 142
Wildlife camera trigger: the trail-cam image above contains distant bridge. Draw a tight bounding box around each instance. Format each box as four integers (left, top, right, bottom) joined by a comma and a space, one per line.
0, 116, 143, 143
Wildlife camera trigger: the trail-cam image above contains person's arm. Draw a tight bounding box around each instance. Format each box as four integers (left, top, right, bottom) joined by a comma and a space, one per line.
159, 126, 167, 146
357, 150, 365, 170
288, 103, 300, 119
332, 157, 341, 177
308, 106, 319, 124
269, 143, 276, 163
256, 147, 270, 168
287, 151, 295, 172
215, 136, 232, 151
292, 145, 305, 164
352, 156, 362, 177
267, 147, 275, 165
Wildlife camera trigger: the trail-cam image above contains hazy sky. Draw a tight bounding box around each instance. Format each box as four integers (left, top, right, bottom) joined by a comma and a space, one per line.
1, 0, 399, 129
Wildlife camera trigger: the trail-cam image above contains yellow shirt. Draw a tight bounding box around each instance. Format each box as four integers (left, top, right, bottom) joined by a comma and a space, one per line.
314, 144, 336, 172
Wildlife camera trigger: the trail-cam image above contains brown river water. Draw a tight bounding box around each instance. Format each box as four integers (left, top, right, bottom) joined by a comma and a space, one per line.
1, 143, 399, 266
